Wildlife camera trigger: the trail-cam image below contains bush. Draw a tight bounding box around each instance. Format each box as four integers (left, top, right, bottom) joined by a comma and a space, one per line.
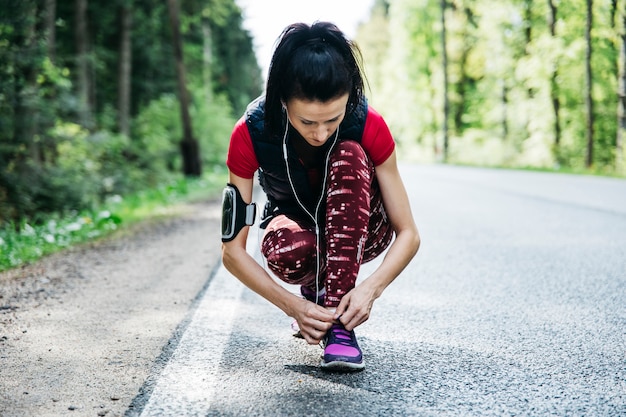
0, 121, 174, 224
191, 90, 237, 168
0, 173, 225, 272
133, 89, 237, 173
1, 85, 237, 228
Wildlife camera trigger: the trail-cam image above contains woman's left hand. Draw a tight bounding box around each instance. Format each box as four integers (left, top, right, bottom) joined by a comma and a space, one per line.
333, 282, 377, 331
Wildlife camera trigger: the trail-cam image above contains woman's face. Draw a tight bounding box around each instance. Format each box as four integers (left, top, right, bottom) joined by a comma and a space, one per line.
285, 94, 349, 147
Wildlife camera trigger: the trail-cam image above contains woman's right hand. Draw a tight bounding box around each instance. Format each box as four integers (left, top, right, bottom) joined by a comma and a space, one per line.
292, 298, 335, 345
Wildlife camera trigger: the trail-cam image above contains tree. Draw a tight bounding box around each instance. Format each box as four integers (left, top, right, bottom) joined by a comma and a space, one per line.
585, 0, 594, 167
441, 0, 450, 161
45, 0, 57, 62
75, 0, 93, 128
117, 1, 133, 137
167, 0, 201, 176
450, 1, 478, 136
355, 0, 391, 108
1, 0, 260, 223
12, 1, 39, 163
355, 0, 625, 172
548, 0, 561, 151
617, 4, 626, 173
205, 0, 262, 115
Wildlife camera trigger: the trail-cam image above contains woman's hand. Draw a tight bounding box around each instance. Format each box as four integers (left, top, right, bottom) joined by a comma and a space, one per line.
333, 282, 378, 331
291, 298, 335, 345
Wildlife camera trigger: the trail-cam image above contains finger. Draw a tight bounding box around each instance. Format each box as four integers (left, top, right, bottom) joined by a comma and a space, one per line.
356, 313, 368, 329
300, 325, 328, 345
302, 333, 321, 345
343, 317, 359, 331
312, 305, 336, 322
342, 308, 369, 331
334, 295, 351, 320
301, 316, 332, 334
337, 303, 358, 327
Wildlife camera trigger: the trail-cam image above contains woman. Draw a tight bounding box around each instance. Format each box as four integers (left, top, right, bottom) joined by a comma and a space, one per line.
222, 21, 420, 371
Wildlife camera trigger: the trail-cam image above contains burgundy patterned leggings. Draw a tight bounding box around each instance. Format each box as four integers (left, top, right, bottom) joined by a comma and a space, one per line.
261, 140, 394, 307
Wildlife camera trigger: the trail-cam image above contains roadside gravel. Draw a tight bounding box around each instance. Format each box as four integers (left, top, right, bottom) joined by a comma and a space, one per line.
0, 199, 222, 417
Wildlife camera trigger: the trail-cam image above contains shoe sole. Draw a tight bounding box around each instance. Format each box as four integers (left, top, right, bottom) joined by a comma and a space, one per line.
320, 359, 365, 372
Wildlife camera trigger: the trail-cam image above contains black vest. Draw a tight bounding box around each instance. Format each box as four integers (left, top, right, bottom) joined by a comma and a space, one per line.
245, 96, 368, 225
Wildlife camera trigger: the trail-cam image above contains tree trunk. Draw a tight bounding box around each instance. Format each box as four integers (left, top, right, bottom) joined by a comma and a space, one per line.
585, 0, 594, 168
548, 0, 561, 150
44, 0, 56, 63
441, 0, 449, 162
167, 0, 201, 176
14, 2, 40, 164
202, 16, 213, 101
617, 9, 626, 173
523, 0, 533, 55
117, 3, 132, 137
42, 0, 57, 164
454, 49, 467, 136
502, 80, 509, 140
75, 0, 93, 128
453, 5, 474, 136
522, 0, 533, 141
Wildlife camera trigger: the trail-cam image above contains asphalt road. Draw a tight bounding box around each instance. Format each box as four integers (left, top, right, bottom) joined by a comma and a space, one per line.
128, 164, 626, 417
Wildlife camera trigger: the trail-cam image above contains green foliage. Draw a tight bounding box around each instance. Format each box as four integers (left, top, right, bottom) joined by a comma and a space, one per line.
133, 88, 236, 172
133, 94, 183, 172
356, 0, 626, 175
0, 211, 122, 271
208, 11, 263, 115
1, 0, 259, 227
191, 90, 236, 167
0, 173, 226, 272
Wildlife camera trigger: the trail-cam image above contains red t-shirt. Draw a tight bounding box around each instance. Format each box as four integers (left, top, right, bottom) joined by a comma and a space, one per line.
226, 106, 395, 179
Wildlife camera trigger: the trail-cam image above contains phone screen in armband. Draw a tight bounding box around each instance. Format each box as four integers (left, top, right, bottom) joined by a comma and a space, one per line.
221, 183, 256, 242
221, 186, 236, 240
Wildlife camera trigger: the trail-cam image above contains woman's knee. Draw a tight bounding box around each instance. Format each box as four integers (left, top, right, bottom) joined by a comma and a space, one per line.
261, 224, 321, 285
329, 140, 374, 187
265, 244, 319, 286
333, 140, 369, 164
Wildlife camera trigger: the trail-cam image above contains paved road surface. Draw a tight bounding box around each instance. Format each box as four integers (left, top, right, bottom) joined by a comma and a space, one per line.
128, 164, 626, 416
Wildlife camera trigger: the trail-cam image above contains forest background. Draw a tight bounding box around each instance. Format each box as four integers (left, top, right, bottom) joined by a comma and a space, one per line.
1, 0, 625, 269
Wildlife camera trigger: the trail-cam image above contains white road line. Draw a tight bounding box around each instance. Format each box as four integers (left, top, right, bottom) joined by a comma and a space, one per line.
139, 230, 260, 416
138, 268, 244, 416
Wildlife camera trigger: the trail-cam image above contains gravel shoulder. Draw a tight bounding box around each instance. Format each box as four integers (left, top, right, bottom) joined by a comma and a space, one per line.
0, 199, 222, 417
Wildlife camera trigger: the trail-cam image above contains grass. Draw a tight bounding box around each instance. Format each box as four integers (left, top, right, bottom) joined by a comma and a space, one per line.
0, 172, 227, 273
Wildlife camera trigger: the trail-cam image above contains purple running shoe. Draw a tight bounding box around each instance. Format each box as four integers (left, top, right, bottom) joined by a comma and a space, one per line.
321, 323, 365, 371
300, 285, 325, 306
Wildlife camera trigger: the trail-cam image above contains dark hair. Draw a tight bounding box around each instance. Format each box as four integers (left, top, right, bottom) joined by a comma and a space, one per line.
264, 21, 366, 134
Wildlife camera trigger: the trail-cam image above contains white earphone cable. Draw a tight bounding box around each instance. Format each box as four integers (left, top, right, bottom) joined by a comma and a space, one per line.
282, 111, 339, 306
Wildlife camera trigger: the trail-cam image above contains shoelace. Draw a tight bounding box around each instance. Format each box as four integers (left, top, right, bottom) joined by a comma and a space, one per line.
329, 326, 354, 346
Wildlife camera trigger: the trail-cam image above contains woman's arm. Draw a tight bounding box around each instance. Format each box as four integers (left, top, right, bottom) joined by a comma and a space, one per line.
334, 150, 421, 330
221, 173, 335, 344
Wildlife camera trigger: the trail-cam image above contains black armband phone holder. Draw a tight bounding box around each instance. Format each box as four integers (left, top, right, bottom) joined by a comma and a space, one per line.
221, 183, 256, 242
